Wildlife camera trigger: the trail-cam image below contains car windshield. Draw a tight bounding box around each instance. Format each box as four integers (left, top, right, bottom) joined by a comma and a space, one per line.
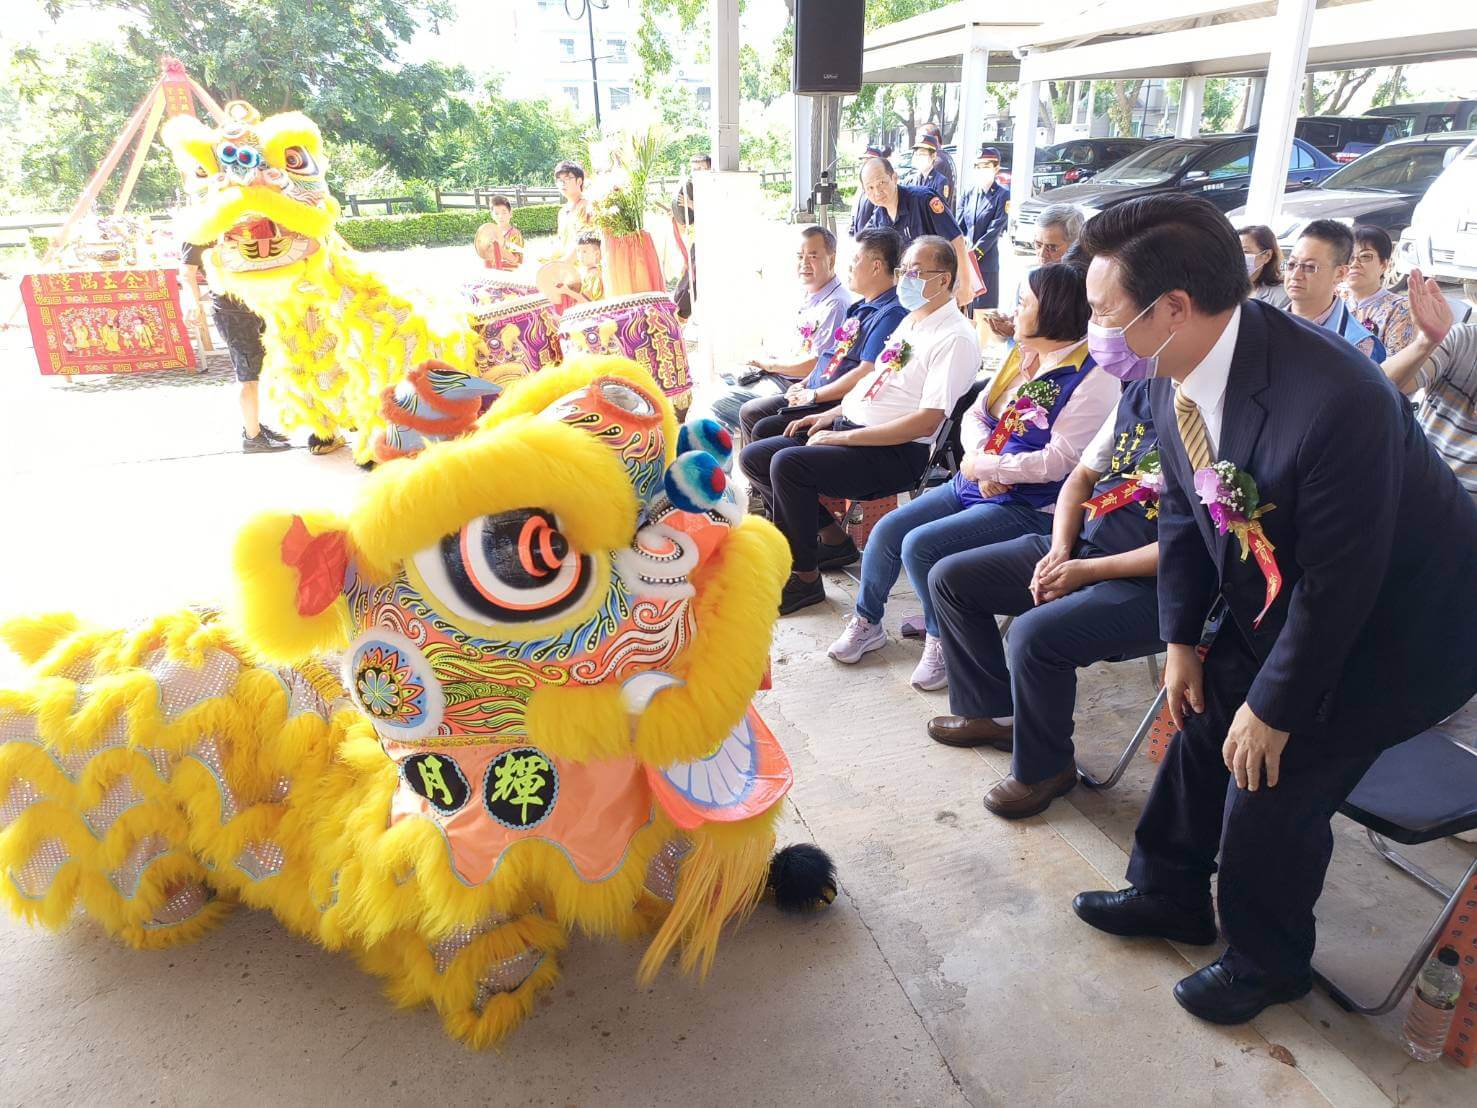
1096, 142, 1206, 185
1322, 143, 1462, 191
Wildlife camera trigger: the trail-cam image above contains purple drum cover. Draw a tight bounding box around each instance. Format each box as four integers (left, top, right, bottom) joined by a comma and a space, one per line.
557, 292, 691, 404
471, 292, 562, 384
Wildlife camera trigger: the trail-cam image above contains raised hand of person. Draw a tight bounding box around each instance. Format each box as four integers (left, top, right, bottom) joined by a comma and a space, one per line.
1222, 701, 1291, 791
1164, 643, 1205, 732
1407, 267, 1454, 348
987, 312, 1016, 339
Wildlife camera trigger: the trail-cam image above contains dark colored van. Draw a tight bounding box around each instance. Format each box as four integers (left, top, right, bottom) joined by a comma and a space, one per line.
1365, 101, 1477, 138
1244, 116, 1404, 163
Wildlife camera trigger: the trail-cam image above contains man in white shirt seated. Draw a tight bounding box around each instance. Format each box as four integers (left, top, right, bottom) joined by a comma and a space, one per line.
739, 235, 981, 614
702, 225, 855, 431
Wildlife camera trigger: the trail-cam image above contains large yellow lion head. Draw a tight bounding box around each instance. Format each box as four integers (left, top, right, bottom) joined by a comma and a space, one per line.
163, 100, 337, 289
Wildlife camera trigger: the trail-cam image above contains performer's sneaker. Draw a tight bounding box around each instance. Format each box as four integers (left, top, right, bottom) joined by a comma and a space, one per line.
259, 424, 289, 444
242, 430, 291, 454
910, 635, 949, 691
779, 573, 826, 615
828, 615, 886, 663
307, 434, 345, 456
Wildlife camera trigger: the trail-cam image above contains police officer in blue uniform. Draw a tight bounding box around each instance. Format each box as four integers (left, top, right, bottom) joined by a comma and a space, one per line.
909, 123, 956, 206
850, 148, 973, 308
956, 145, 1011, 317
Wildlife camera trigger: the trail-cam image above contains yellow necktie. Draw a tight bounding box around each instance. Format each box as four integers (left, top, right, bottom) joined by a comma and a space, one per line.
1174, 388, 1214, 473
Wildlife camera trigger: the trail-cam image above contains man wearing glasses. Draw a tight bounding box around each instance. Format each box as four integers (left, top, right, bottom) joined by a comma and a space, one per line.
983, 203, 1084, 343
1283, 220, 1386, 363
739, 235, 981, 614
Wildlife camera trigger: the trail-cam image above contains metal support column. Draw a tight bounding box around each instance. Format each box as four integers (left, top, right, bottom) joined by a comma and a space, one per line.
1244, 0, 1316, 223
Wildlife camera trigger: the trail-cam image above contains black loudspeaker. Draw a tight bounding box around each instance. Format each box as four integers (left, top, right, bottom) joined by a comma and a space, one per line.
792, 0, 865, 95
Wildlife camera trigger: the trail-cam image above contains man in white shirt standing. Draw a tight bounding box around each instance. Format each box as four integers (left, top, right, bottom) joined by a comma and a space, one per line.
739, 235, 980, 614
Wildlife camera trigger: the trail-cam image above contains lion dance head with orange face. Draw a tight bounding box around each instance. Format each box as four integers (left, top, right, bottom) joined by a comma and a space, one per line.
0, 358, 834, 1047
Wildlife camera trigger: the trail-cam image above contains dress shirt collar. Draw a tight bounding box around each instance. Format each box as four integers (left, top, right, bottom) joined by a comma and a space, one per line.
909, 297, 964, 334
1177, 303, 1241, 414
1309, 298, 1339, 328
803, 275, 843, 307
863, 286, 901, 311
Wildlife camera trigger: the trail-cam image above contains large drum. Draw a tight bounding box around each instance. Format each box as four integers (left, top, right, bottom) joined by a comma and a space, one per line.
557, 292, 691, 414
463, 276, 539, 310
471, 292, 562, 384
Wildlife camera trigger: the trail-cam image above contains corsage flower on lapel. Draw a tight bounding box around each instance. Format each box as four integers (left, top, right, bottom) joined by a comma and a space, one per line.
1195, 460, 1282, 627
985, 378, 1060, 453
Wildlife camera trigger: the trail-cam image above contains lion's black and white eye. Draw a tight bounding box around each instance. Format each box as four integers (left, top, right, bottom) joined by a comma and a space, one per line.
411, 509, 595, 625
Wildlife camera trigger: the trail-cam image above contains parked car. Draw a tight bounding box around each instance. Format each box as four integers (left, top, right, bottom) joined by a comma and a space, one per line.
1010, 134, 1337, 251
1366, 101, 1477, 138
1226, 132, 1473, 251
1395, 134, 1477, 298
1032, 138, 1154, 192
1244, 115, 1404, 164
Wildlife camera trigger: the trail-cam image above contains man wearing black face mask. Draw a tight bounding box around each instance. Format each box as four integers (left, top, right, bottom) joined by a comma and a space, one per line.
1068, 194, 1477, 1027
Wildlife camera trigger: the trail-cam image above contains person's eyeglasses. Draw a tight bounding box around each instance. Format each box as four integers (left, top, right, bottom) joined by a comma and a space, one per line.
1284, 260, 1323, 275
894, 267, 945, 279
1351, 251, 1381, 265
1034, 241, 1066, 254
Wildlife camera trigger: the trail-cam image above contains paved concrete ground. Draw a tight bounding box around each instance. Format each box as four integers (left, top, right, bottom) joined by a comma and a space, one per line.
1, 246, 1474, 1106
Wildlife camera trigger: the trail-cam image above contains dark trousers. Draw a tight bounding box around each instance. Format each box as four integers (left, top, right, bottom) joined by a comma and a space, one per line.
738, 392, 817, 445
739, 423, 929, 572
929, 533, 1161, 783
1124, 625, 1382, 984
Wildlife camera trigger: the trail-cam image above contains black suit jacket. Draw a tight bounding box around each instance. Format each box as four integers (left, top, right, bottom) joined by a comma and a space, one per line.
956, 181, 1010, 275
1152, 299, 1477, 747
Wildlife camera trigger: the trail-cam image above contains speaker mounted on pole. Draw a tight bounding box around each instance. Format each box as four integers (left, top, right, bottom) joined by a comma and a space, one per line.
792, 0, 865, 96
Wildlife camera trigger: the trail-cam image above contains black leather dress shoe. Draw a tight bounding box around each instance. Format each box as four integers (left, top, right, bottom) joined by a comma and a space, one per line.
1071, 886, 1218, 946
1173, 958, 1311, 1025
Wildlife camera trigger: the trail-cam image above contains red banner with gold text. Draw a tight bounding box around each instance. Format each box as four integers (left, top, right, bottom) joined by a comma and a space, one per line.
20, 269, 195, 376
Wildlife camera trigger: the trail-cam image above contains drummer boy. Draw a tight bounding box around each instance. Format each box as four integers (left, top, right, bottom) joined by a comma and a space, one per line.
474, 196, 525, 271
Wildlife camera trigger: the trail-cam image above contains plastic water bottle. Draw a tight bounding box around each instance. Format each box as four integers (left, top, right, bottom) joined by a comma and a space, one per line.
1401, 946, 1465, 1062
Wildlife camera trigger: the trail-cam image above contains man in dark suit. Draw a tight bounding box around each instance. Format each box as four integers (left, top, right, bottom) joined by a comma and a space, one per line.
1070, 194, 1477, 1025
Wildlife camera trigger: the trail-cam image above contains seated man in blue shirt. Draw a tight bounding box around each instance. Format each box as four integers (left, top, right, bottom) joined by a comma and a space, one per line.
704, 225, 855, 431
1284, 219, 1386, 363
739, 227, 909, 448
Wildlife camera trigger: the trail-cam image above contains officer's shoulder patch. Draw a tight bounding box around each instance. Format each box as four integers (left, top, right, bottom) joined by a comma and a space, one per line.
929, 196, 946, 215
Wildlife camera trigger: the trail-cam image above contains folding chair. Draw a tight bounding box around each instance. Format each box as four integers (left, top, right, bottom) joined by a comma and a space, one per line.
1311, 729, 1477, 1018
1075, 598, 1227, 790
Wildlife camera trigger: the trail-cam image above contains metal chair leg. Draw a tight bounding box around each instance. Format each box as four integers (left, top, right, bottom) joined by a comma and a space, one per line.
1144, 653, 1160, 692
1077, 686, 1167, 790
1311, 849, 1477, 1016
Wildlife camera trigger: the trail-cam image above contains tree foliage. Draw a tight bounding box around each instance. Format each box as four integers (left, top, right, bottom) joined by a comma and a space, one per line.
1, 2, 593, 212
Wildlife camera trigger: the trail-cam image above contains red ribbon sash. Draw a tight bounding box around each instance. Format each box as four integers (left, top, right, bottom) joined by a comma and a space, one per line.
983, 409, 1019, 454
1247, 524, 1282, 628
1082, 478, 1140, 520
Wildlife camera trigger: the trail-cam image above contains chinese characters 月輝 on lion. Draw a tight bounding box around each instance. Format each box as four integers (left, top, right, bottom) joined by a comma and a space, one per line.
0, 357, 835, 1047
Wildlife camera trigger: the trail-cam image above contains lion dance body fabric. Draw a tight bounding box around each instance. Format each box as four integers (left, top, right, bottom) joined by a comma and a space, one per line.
0, 358, 821, 1047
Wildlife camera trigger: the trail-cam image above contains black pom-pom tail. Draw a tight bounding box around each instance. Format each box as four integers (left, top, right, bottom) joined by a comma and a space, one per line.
766, 842, 838, 913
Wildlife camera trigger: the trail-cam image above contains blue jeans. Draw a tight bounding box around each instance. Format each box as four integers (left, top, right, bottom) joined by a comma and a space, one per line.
855, 482, 1052, 636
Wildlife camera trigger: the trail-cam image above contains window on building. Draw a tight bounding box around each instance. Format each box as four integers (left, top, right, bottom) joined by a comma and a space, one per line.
563, 86, 580, 109
695, 86, 711, 111
560, 37, 576, 59
610, 87, 631, 109
608, 37, 627, 63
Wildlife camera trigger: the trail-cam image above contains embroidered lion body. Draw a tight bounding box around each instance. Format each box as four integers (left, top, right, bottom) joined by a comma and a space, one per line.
0, 359, 807, 1047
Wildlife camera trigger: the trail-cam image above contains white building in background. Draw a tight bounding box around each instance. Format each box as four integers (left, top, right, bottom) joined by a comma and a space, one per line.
412, 0, 711, 124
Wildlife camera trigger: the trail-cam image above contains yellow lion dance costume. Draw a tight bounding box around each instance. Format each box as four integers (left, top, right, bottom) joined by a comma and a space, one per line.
163, 102, 493, 464
0, 358, 834, 1047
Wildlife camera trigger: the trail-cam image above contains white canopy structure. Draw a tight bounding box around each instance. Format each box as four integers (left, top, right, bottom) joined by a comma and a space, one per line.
859, 0, 1477, 221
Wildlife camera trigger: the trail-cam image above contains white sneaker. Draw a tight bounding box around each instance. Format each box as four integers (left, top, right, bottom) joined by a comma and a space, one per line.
828, 615, 887, 663
910, 635, 949, 691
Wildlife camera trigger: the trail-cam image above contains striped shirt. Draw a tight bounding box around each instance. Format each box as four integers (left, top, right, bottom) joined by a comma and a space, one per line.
1415, 323, 1477, 499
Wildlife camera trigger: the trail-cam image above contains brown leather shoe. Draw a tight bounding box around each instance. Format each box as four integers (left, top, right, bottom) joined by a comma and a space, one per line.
982, 765, 1079, 819
927, 715, 1013, 750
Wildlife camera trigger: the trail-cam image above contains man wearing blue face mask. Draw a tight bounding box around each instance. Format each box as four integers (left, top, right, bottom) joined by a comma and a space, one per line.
739, 235, 981, 614
1067, 194, 1477, 1029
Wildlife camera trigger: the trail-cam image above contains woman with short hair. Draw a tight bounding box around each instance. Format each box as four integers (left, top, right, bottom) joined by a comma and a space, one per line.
1343, 224, 1416, 356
